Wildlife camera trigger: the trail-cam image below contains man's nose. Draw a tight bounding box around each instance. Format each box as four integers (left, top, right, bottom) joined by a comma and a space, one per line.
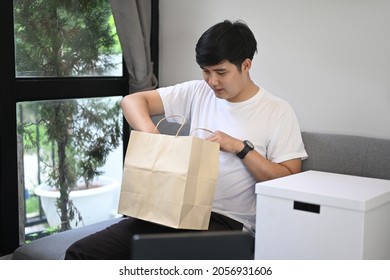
208, 73, 218, 86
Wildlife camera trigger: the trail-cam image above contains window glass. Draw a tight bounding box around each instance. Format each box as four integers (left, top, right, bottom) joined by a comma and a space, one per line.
14, 0, 122, 77
17, 97, 123, 241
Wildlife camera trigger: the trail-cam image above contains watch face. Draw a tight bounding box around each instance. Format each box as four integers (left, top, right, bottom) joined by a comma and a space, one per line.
244, 140, 254, 149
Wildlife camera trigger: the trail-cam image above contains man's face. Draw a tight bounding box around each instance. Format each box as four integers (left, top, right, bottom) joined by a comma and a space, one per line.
201, 60, 250, 102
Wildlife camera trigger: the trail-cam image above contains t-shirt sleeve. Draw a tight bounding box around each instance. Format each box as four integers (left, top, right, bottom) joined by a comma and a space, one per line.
267, 104, 308, 163
157, 80, 202, 123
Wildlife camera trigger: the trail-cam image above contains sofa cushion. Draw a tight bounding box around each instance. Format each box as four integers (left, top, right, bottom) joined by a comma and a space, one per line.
302, 132, 390, 180
362, 138, 390, 180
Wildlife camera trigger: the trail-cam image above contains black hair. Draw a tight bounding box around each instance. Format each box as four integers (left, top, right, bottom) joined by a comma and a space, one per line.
195, 20, 257, 70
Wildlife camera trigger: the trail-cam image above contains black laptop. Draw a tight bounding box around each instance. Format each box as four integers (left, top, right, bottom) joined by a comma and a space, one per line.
131, 231, 254, 260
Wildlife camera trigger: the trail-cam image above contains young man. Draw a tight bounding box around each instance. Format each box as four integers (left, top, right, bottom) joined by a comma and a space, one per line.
65, 20, 307, 259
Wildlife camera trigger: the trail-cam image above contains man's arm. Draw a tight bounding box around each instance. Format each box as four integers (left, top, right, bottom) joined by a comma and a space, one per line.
243, 152, 301, 182
207, 130, 302, 182
120, 90, 164, 133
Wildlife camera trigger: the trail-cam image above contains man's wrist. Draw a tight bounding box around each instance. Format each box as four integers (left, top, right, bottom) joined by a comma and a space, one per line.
236, 140, 254, 159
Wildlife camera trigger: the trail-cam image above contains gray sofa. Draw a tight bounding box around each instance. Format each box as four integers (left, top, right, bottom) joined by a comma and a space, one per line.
11, 131, 390, 259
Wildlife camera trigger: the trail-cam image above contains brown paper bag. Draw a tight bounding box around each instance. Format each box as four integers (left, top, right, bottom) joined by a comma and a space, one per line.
118, 116, 219, 230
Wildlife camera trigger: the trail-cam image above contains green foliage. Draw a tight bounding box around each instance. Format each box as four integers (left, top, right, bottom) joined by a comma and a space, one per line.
109, 15, 122, 54
14, 0, 119, 76
25, 195, 39, 214
25, 226, 59, 243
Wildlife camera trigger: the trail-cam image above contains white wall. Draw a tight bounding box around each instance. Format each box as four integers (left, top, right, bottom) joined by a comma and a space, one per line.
159, 0, 390, 139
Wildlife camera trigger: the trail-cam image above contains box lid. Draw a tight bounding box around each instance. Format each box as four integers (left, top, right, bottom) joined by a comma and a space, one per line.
255, 170, 390, 211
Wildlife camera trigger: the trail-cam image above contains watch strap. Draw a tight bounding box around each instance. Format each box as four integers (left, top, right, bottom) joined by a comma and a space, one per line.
237, 140, 254, 159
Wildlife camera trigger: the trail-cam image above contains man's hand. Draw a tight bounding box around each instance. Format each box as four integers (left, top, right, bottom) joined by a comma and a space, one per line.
206, 130, 244, 154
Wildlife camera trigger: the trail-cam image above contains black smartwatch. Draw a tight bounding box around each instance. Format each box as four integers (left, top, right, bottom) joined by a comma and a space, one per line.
236, 140, 254, 159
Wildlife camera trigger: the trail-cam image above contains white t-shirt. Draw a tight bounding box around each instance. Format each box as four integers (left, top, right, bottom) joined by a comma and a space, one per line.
158, 80, 307, 232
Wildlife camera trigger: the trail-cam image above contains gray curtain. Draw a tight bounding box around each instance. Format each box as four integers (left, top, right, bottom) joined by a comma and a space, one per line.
110, 0, 157, 93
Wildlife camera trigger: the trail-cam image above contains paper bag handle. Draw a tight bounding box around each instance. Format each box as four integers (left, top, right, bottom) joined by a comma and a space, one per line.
190, 128, 215, 139
154, 114, 187, 137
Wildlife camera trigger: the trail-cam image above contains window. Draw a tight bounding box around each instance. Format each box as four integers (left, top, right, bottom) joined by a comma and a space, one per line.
0, 0, 158, 256
13, 0, 126, 241
0, 0, 130, 252
17, 97, 123, 240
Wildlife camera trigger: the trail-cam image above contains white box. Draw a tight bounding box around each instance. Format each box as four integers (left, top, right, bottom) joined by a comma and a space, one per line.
255, 170, 390, 259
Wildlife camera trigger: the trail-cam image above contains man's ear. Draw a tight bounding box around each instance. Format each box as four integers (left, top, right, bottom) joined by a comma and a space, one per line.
242, 58, 252, 72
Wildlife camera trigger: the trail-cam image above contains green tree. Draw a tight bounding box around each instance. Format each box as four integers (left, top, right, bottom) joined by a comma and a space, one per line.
14, 0, 117, 76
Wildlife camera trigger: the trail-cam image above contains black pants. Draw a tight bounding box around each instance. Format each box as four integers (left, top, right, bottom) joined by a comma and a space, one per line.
65, 212, 243, 260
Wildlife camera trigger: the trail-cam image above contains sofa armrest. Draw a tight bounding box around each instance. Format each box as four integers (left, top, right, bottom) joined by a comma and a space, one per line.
12, 217, 125, 260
